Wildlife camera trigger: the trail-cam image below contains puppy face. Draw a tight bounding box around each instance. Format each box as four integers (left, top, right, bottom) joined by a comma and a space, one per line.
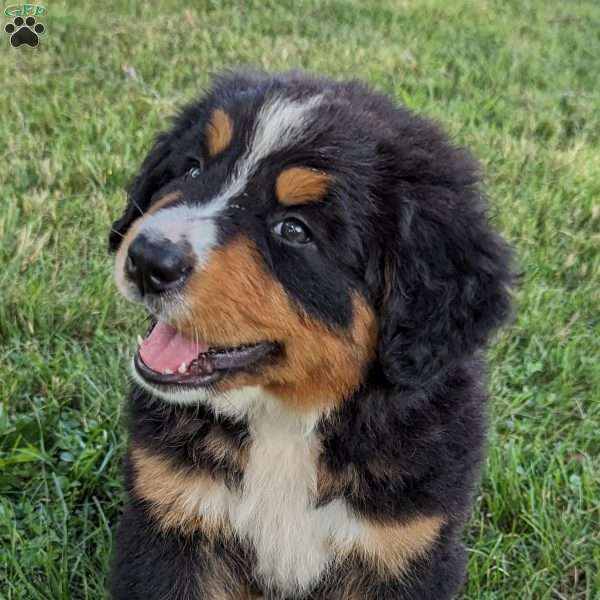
111, 72, 512, 412
113, 83, 380, 411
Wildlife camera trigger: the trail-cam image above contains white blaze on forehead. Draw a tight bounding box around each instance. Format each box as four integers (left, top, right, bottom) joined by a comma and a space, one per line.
137, 94, 323, 263
213, 94, 325, 203
247, 94, 323, 172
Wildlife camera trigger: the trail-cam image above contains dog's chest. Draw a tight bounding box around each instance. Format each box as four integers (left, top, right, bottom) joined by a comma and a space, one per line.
227, 406, 334, 593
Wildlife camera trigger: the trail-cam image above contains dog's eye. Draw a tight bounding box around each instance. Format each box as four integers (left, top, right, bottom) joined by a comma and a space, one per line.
186, 167, 202, 180
272, 218, 312, 245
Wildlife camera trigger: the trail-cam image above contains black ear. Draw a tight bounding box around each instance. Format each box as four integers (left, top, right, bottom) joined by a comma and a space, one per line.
108, 133, 175, 252
373, 149, 513, 389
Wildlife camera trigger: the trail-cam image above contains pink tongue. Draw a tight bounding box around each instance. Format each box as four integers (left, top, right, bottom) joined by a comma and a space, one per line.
139, 321, 209, 373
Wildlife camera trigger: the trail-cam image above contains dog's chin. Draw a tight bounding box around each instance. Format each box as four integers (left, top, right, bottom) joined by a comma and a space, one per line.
130, 359, 268, 419
130, 357, 215, 405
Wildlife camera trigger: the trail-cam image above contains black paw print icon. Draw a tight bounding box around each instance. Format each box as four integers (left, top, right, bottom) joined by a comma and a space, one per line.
5, 16, 45, 47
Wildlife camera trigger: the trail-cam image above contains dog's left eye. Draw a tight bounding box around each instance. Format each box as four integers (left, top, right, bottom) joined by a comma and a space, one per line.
272, 218, 312, 245
186, 167, 202, 180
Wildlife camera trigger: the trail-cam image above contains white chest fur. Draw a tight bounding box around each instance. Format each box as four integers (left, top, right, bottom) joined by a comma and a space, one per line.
230, 401, 331, 592
188, 387, 355, 593
134, 388, 443, 593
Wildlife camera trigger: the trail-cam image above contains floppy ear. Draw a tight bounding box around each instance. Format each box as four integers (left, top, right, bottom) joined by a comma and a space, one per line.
373, 153, 513, 389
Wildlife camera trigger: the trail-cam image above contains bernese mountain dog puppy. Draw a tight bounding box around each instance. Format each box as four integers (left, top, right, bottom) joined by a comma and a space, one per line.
108, 70, 512, 599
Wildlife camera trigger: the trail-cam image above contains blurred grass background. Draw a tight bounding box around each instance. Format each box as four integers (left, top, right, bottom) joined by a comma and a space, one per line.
0, 0, 599, 598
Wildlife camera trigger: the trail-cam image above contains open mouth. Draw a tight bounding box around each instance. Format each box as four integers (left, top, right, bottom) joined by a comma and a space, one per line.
134, 321, 279, 388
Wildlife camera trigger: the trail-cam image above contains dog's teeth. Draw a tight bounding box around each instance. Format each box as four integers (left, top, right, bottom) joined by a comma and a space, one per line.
199, 356, 214, 374
177, 362, 187, 374
137, 335, 143, 346
164, 368, 174, 375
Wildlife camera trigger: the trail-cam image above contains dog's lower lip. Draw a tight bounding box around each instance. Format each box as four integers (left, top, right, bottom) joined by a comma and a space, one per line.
134, 351, 223, 387
134, 340, 279, 388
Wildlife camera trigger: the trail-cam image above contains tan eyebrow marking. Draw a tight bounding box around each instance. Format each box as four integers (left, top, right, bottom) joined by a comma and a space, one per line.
275, 167, 333, 205
206, 108, 234, 157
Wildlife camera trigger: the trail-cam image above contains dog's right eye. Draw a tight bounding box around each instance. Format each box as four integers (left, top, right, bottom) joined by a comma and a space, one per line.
272, 217, 313, 245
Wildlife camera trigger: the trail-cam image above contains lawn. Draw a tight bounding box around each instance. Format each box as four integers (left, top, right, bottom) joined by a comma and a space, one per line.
0, 0, 599, 598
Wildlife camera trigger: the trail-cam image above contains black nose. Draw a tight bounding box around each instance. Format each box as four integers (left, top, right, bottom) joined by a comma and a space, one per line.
126, 234, 194, 295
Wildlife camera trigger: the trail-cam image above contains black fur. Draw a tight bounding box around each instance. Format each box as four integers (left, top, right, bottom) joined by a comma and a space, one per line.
109, 70, 513, 599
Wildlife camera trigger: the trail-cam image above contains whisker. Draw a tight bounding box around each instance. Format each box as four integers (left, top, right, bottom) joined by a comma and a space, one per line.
132, 200, 145, 216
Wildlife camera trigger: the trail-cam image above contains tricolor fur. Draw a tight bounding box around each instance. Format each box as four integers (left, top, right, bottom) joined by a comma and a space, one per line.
108, 70, 513, 599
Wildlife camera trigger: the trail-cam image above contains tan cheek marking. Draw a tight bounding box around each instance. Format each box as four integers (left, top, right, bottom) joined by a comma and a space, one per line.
275, 167, 333, 205
206, 108, 234, 157
131, 446, 230, 535
350, 515, 444, 576
177, 237, 377, 411
147, 190, 182, 214
263, 293, 376, 409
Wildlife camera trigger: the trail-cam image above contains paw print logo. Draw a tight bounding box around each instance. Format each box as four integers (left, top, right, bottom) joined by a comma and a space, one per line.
4, 15, 45, 47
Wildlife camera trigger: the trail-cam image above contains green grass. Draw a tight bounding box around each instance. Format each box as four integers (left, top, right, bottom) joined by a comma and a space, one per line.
1, 0, 599, 598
